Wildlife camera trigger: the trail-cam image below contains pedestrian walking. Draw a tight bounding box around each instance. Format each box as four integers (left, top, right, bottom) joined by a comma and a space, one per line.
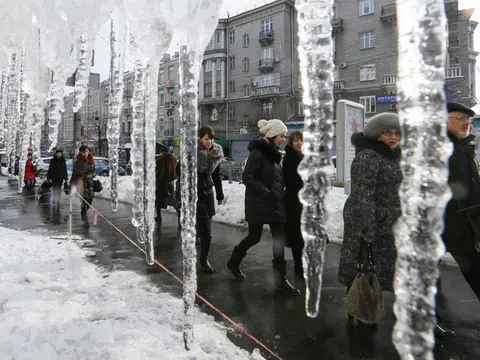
14, 156, 19, 175
155, 152, 180, 226
195, 126, 225, 273
70, 145, 95, 227
227, 119, 300, 296
338, 113, 402, 323
47, 149, 68, 212
23, 153, 37, 197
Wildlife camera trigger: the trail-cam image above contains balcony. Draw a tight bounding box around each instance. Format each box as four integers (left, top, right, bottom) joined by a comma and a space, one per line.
259, 30, 275, 44
198, 96, 227, 105
445, 66, 462, 79
333, 81, 345, 92
331, 18, 343, 35
448, 37, 459, 48
259, 58, 275, 72
251, 85, 280, 98
382, 74, 397, 94
163, 79, 174, 88
380, 4, 396, 23
164, 101, 174, 109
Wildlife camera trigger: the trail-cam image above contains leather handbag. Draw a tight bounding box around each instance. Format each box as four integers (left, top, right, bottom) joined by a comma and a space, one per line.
93, 179, 103, 193
345, 242, 384, 324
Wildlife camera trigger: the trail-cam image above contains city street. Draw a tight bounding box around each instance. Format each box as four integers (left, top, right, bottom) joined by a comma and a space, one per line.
1, 176, 479, 359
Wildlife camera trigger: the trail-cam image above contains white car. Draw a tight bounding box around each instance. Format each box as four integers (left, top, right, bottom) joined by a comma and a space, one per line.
35, 157, 53, 178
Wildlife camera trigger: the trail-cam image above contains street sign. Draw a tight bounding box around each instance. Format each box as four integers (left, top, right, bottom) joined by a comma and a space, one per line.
377, 95, 397, 104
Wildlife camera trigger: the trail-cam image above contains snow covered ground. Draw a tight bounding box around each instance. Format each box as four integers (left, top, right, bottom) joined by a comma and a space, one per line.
97, 176, 348, 243
0, 226, 264, 360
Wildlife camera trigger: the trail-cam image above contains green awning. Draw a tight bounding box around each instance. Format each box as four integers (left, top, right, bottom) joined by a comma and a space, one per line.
215, 139, 230, 147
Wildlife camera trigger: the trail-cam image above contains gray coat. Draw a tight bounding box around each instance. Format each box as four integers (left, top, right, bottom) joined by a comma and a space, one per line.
243, 139, 285, 224
338, 133, 402, 292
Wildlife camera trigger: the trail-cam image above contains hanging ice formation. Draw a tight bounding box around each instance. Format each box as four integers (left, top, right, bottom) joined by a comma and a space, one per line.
17, 49, 29, 194
5, 54, 20, 175
295, 0, 335, 317
393, 0, 451, 358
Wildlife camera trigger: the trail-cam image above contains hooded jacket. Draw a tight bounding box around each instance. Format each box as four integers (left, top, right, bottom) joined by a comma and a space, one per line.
47, 154, 68, 185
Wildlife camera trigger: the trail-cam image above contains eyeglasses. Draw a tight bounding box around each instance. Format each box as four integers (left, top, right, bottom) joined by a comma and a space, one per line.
448, 116, 472, 122
381, 130, 401, 138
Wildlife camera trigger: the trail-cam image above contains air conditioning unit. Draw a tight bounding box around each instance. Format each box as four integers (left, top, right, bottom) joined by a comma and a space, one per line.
339, 63, 347, 69
390, 104, 397, 110
251, 81, 258, 87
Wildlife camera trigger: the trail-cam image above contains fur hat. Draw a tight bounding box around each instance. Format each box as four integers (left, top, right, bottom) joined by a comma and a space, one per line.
258, 119, 287, 138
364, 112, 400, 139
447, 102, 475, 117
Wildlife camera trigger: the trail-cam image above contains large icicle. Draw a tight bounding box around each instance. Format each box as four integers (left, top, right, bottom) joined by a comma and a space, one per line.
392, 1, 450, 358
0, 70, 6, 143
295, 0, 335, 317
17, 49, 29, 194
72, 32, 94, 112
5, 53, 20, 176
108, 9, 126, 212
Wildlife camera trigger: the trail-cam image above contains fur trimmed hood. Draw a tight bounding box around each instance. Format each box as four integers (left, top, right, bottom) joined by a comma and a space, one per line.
248, 139, 282, 164
76, 152, 95, 164
351, 132, 401, 160
197, 141, 224, 174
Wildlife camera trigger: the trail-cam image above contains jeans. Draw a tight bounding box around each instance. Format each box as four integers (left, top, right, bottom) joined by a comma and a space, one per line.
52, 184, 62, 207
237, 223, 286, 261
196, 217, 213, 259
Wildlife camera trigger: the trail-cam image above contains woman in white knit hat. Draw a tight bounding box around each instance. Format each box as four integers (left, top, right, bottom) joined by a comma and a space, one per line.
227, 119, 300, 296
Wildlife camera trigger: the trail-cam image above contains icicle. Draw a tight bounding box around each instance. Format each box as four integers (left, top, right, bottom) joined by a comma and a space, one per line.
107, 10, 126, 212
392, 1, 450, 358
73, 32, 94, 112
17, 49, 29, 194
5, 53, 20, 176
295, 0, 335, 317
0, 70, 6, 143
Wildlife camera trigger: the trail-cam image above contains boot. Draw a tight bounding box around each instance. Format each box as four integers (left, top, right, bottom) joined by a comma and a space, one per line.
272, 259, 300, 296
199, 238, 214, 274
81, 209, 90, 228
292, 247, 304, 276
227, 246, 246, 280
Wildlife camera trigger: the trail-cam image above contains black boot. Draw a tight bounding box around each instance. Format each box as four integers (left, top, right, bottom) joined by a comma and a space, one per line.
227, 246, 246, 280
199, 237, 214, 274
292, 247, 304, 276
272, 259, 300, 296
81, 209, 90, 228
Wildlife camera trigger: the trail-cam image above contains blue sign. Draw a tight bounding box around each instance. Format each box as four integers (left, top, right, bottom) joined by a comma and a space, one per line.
376, 95, 397, 104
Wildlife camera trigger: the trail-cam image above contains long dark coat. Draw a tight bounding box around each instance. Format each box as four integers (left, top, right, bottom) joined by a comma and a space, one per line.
197, 142, 224, 219
283, 144, 304, 248
155, 153, 177, 210
338, 133, 402, 292
442, 132, 480, 255
243, 139, 286, 224
71, 153, 96, 199
47, 156, 68, 186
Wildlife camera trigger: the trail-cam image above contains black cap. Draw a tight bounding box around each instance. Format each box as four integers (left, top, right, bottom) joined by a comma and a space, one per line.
55, 148, 63, 154
447, 102, 475, 117
79, 145, 89, 152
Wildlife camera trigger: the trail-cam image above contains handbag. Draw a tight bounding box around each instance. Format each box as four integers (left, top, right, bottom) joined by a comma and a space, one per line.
345, 242, 384, 324
93, 179, 103, 193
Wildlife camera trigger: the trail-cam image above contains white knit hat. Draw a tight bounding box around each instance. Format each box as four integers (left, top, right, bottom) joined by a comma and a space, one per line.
258, 119, 288, 138
364, 112, 400, 139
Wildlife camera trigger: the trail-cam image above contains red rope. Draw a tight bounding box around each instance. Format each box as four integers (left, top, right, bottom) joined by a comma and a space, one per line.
74, 193, 282, 360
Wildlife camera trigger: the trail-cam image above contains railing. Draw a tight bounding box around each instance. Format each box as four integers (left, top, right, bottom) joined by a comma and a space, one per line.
383, 74, 398, 85
259, 30, 275, 41
445, 67, 462, 79
259, 58, 274, 68
334, 81, 345, 90
381, 4, 396, 17
331, 18, 343, 28
251, 85, 280, 97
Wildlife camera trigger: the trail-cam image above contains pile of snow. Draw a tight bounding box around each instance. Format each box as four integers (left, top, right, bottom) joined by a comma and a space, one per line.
97, 177, 348, 243
0, 227, 264, 359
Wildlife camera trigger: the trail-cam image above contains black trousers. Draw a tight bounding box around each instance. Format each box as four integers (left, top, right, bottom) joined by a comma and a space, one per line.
452, 252, 480, 301
196, 216, 212, 258
236, 223, 286, 261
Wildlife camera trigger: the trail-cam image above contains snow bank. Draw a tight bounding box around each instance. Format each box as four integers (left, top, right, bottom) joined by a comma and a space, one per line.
0, 227, 264, 359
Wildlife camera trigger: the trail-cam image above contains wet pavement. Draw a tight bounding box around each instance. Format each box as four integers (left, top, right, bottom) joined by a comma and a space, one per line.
1, 175, 479, 360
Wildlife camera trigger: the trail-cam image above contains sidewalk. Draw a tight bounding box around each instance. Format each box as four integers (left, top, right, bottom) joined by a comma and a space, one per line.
0, 176, 479, 359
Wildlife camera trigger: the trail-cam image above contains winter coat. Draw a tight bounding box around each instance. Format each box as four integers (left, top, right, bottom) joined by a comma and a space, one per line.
155, 153, 178, 210
338, 133, 402, 292
283, 144, 304, 248
243, 139, 286, 224
442, 132, 480, 255
14, 159, 19, 176
71, 153, 95, 199
24, 159, 36, 180
47, 156, 68, 186
197, 141, 224, 219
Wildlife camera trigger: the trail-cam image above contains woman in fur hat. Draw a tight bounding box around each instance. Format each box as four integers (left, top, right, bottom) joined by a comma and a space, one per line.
196, 126, 225, 273
227, 119, 300, 296
338, 113, 402, 308
71, 145, 96, 227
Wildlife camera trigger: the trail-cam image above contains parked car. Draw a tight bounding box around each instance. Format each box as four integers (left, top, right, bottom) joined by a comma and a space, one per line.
66, 157, 126, 178
35, 157, 52, 178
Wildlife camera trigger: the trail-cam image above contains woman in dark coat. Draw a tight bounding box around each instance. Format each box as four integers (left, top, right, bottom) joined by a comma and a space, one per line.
283, 131, 305, 275
71, 145, 95, 227
155, 152, 179, 225
47, 149, 68, 211
227, 119, 300, 296
196, 126, 225, 273
338, 113, 402, 295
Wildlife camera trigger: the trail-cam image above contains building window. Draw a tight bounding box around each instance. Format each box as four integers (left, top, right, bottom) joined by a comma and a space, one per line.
359, 95, 376, 113
228, 105, 235, 120
359, 0, 374, 16
243, 114, 249, 127
261, 18, 273, 31
359, 31, 375, 49
204, 82, 212, 97
215, 31, 221, 44
243, 84, 250, 97
261, 73, 274, 87
122, 122, 126, 133
242, 57, 250, 72
298, 102, 304, 116
262, 47, 274, 60
243, 34, 250, 47
160, 93, 165, 106
205, 60, 212, 72
216, 81, 221, 95
229, 29, 235, 44
127, 121, 131, 133
229, 56, 236, 70
228, 80, 235, 94
360, 64, 376, 81
262, 102, 273, 116
216, 58, 221, 70
168, 66, 175, 80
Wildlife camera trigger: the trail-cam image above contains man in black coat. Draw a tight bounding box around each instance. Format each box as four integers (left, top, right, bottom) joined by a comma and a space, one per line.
443, 102, 480, 301
47, 149, 68, 211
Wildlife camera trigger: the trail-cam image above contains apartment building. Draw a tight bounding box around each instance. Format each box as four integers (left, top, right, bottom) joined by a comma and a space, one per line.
332, 0, 477, 118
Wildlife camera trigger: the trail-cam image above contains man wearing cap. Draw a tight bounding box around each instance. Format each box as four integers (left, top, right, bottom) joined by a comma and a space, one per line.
47, 148, 69, 212
442, 102, 480, 301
